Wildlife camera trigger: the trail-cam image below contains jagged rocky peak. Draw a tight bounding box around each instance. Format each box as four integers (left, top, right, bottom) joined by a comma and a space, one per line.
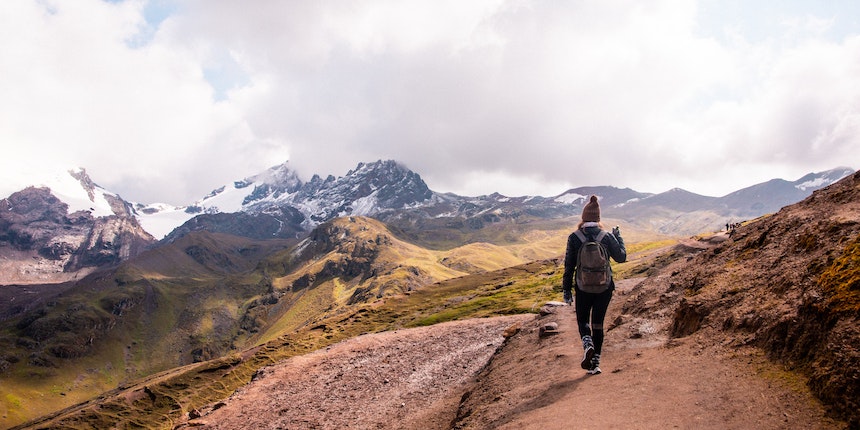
1, 187, 73, 230
239, 162, 304, 205
291, 160, 433, 218
250, 162, 303, 190
346, 159, 433, 206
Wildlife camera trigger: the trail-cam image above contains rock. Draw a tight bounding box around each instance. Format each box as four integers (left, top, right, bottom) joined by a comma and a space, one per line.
539, 322, 559, 337
539, 301, 568, 316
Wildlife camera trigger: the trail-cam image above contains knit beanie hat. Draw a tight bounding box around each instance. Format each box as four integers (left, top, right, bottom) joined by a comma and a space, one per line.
582, 195, 600, 222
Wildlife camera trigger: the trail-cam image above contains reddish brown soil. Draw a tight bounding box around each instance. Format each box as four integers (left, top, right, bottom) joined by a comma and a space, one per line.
185, 278, 844, 430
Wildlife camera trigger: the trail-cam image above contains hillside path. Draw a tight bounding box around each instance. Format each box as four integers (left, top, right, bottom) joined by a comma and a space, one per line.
185, 279, 843, 430
455, 280, 842, 430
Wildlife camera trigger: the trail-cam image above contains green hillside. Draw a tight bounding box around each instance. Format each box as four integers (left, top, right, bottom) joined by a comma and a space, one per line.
1, 215, 611, 428
10, 255, 568, 429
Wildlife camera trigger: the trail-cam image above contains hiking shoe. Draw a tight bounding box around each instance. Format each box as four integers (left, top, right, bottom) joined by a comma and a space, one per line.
580, 345, 595, 370
587, 353, 602, 374
580, 336, 595, 369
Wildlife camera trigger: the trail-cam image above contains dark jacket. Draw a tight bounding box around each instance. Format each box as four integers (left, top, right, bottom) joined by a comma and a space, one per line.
562, 225, 627, 293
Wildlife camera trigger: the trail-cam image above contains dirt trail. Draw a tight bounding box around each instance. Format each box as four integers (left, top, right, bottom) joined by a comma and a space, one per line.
184, 276, 843, 430
457, 278, 841, 429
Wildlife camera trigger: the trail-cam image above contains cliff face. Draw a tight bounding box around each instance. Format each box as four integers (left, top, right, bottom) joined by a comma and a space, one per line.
0, 187, 155, 284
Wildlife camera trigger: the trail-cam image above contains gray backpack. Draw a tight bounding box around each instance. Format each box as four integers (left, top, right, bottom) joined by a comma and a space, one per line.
574, 230, 611, 293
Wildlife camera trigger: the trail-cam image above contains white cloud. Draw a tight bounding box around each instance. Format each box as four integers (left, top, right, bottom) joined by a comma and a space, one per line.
1, 0, 858, 205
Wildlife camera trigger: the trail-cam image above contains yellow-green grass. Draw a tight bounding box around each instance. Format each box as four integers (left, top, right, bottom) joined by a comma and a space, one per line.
818, 235, 860, 313
20, 259, 562, 429
0, 273, 267, 428
255, 281, 335, 345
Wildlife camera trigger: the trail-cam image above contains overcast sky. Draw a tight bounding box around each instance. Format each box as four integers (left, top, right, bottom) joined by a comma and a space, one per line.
1, 0, 858, 205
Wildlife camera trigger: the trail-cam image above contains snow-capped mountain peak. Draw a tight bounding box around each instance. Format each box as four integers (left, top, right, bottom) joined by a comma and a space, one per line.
5, 161, 854, 242
136, 160, 434, 239
23, 167, 126, 218
794, 167, 854, 191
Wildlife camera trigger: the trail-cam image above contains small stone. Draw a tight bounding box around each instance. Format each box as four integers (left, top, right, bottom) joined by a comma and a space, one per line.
539, 322, 559, 337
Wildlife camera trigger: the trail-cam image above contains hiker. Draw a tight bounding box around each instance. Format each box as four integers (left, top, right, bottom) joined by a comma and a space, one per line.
562, 195, 626, 375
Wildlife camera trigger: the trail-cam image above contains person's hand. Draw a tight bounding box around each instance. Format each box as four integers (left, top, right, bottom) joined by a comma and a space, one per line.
563, 289, 572, 305
612, 225, 621, 237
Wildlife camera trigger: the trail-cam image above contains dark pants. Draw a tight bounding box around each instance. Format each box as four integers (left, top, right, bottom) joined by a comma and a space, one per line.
574, 287, 613, 355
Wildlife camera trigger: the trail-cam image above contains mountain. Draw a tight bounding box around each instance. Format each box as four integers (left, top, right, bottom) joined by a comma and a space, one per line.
605, 166, 855, 234
8, 171, 858, 429
151, 161, 851, 244
140, 160, 434, 241
717, 167, 855, 217
0, 162, 853, 284
0, 169, 155, 285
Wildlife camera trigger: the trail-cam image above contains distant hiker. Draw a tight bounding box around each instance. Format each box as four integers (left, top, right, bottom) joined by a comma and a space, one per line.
562, 195, 626, 375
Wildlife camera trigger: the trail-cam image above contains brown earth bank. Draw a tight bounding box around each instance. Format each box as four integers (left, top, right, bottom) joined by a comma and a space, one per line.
183, 278, 846, 430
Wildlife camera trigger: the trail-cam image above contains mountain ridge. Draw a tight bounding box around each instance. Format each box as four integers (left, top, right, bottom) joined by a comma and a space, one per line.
0, 162, 853, 285
148, 161, 857, 237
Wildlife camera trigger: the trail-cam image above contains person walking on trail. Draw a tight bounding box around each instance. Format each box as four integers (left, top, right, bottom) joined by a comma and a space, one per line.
562, 195, 626, 375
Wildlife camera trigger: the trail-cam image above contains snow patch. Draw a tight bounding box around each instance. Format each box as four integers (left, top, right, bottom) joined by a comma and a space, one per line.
795, 177, 829, 191
554, 192, 586, 204
136, 207, 197, 239
614, 197, 641, 208
350, 194, 380, 216
197, 183, 251, 213
36, 170, 116, 217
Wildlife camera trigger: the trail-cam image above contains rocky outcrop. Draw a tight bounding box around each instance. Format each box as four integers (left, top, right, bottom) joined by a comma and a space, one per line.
64, 215, 156, 271
0, 187, 156, 284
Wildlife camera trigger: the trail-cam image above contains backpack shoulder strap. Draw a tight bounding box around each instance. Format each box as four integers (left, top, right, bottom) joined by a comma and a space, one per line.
575, 229, 607, 243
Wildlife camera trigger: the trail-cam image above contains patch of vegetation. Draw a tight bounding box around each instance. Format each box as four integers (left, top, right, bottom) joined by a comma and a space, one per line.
616, 239, 684, 278
817, 235, 860, 313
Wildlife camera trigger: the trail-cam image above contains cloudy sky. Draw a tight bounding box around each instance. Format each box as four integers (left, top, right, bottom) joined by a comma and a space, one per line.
1, 0, 858, 205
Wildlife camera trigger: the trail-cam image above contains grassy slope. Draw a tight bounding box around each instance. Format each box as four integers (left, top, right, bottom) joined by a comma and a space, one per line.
0, 216, 668, 428
0, 232, 295, 427
15, 258, 567, 429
